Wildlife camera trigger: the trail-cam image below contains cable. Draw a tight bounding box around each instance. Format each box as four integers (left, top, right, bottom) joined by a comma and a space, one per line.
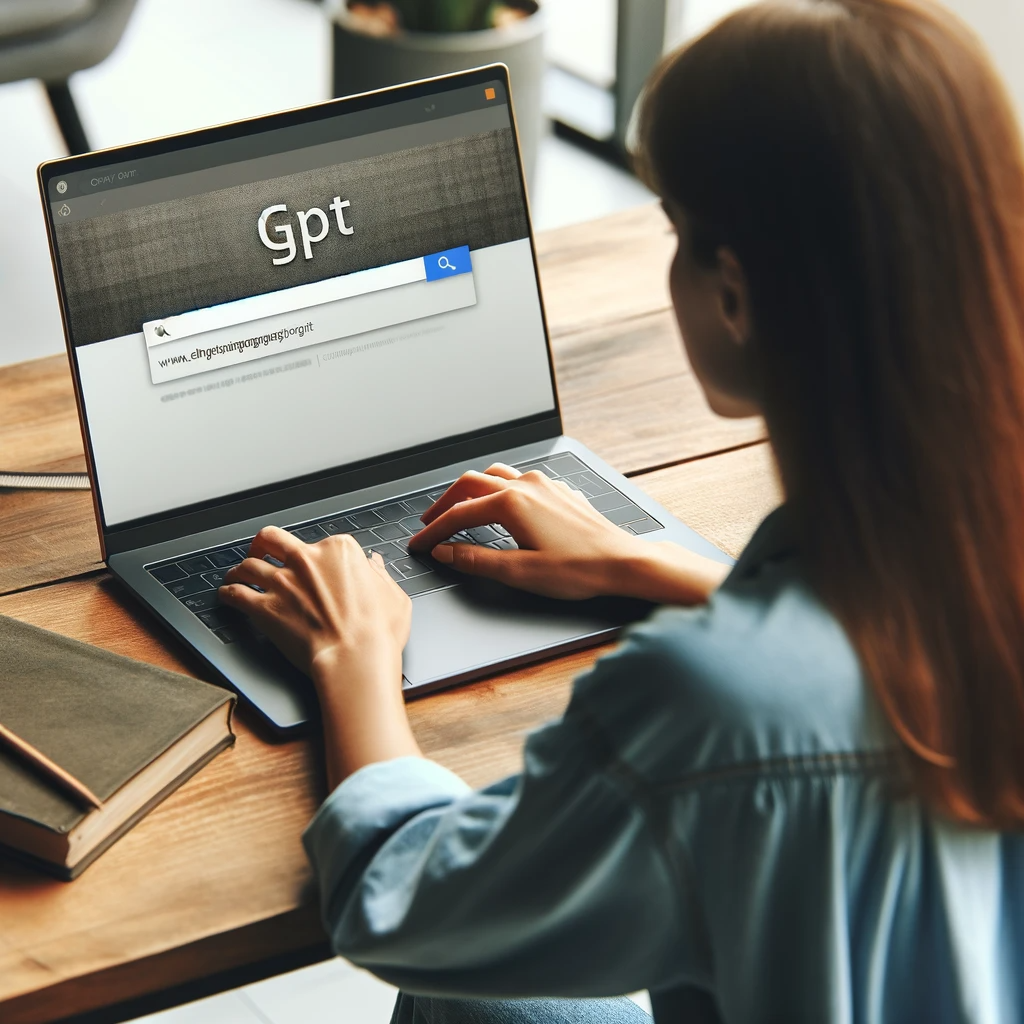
0, 471, 90, 491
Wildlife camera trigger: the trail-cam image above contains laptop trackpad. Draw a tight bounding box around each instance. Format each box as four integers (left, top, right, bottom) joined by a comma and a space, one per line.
402, 579, 651, 688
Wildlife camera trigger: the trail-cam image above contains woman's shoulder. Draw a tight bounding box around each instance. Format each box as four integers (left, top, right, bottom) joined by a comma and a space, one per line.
572, 513, 897, 781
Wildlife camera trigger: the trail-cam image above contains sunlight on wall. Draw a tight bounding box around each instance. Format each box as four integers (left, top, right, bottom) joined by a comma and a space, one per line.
665, 0, 1022, 125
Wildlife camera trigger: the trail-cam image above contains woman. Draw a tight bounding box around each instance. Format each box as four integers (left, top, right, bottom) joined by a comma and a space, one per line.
221, 0, 1024, 1020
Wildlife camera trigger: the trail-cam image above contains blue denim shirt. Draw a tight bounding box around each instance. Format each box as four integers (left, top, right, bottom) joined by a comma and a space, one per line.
303, 509, 1024, 1023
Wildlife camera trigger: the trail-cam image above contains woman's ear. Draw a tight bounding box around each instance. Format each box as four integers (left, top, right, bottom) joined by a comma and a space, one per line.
716, 247, 753, 348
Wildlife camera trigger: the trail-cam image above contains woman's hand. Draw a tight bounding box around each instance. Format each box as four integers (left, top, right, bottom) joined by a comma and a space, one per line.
220, 526, 420, 787
408, 463, 729, 605
220, 525, 411, 677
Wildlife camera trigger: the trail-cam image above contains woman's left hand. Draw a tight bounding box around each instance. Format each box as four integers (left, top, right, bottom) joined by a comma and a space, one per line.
220, 526, 419, 787
220, 525, 411, 679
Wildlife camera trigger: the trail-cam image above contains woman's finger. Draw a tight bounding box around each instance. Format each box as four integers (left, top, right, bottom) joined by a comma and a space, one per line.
409, 491, 512, 552
482, 462, 522, 480
431, 543, 547, 590
420, 471, 511, 526
218, 581, 266, 614
225, 556, 280, 589
247, 524, 304, 565
366, 551, 392, 583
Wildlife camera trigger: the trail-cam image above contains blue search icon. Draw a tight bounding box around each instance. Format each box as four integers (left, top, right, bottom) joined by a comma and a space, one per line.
425, 245, 471, 281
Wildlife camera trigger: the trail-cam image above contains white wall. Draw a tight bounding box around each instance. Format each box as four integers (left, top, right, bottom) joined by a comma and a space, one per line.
667, 0, 1024, 124
937, 0, 1024, 122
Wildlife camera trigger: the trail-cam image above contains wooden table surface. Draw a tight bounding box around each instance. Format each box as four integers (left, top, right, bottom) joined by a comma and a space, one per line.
0, 204, 780, 1024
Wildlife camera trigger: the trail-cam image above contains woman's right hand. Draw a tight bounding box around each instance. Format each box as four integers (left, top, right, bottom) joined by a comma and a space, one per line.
407, 463, 729, 604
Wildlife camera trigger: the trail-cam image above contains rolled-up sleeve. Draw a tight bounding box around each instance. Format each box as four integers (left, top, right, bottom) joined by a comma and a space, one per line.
302, 651, 698, 999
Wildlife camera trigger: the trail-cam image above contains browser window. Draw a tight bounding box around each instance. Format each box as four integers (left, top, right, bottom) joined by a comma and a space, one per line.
47, 82, 555, 528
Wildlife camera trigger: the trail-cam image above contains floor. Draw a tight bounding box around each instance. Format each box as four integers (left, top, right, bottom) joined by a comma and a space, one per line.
134, 959, 652, 1024
1, 1, 653, 1019
0, 0, 652, 370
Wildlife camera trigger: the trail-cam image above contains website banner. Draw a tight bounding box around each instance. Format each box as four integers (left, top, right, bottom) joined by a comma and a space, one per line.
53, 128, 527, 347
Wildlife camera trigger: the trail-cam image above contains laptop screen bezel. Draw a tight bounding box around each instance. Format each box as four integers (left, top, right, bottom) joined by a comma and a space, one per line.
38, 64, 563, 558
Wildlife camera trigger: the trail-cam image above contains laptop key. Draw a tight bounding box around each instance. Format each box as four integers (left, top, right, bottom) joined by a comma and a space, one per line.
403, 493, 434, 514
178, 554, 215, 575
629, 517, 662, 535
372, 521, 408, 542
488, 537, 518, 550
466, 525, 501, 544
393, 556, 431, 578
368, 542, 404, 562
291, 524, 328, 543
181, 590, 219, 613
589, 490, 630, 513
375, 502, 409, 523
351, 509, 384, 529
320, 517, 353, 535
214, 627, 242, 644
399, 515, 425, 535
201, 570, 229, 589
398, 572, 446, 597
540, 454, 586, 477
166, 575, 214, 599
605, 504, 645, 526
197, 608, 231, 630
207, 548, 244, 569
350, 529, 377, 548
386, 562, 405, 582
564, 471, 613, 497
151, 563, 187, 584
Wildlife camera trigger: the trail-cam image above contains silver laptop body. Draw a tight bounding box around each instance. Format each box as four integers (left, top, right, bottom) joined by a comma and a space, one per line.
39, 66, 730, 735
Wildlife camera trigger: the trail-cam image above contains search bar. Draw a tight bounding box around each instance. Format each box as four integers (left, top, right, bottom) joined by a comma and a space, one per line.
144, 245, 472, 350
144, 246, 474, 384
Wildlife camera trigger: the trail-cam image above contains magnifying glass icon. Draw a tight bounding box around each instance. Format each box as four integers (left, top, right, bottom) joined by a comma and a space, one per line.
438, 255, 456, 271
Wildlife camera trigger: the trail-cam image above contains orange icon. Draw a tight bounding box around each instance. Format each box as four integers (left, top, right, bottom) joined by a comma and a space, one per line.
485, 87, 496, 100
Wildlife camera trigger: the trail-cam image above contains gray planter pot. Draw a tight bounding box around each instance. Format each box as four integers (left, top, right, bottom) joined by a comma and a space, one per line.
329, 1, 545, 189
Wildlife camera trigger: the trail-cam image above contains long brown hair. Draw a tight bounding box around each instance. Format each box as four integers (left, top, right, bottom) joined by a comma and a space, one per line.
638, 0, 1024, 826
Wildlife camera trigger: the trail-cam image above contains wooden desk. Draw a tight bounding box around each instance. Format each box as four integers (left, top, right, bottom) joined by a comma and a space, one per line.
0, 204, 780, 1024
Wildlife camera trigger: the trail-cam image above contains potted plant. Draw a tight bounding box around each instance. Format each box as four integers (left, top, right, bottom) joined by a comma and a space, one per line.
328, 0, 545, 186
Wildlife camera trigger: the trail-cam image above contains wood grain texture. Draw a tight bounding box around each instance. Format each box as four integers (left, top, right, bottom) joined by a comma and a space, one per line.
539, 204, 766, 472
0, 488, 102, 596
554, 310, 765, 474
0, 356, 102, 595
639, 442, 784, 558
0, 446, 781, 1022
0, 356, 85, 473
535, 203, 675, 337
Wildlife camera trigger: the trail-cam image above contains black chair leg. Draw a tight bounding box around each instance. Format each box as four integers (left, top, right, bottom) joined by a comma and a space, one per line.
45, 80, 91, 155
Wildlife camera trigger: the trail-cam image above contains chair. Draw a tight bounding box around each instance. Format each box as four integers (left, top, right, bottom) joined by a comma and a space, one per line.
0, 0, 138, 154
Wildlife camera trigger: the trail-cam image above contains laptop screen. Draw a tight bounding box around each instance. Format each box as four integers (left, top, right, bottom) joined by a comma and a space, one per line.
42, 74, 556, 530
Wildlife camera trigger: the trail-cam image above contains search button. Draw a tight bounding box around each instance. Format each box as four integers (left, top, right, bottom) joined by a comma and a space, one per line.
425, 245, 471, 281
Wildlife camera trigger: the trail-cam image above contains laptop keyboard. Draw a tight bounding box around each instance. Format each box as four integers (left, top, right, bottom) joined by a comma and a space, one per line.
146, 453, 661, 644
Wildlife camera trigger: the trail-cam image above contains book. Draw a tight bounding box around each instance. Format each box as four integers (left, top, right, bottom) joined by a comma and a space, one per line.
0, 614, 235, 880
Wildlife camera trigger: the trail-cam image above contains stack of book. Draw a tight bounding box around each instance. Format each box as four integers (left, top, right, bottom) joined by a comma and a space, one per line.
0, 615, 235, 880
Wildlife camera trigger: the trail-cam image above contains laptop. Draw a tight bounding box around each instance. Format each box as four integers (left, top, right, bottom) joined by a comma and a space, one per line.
38, 65, 731, 736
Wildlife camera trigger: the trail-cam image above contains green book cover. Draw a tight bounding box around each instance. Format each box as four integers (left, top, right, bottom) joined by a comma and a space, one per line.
0, 614, 234, 837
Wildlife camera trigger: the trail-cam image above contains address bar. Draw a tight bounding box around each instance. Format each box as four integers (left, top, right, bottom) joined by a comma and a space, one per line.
143, 246, 475, 385
144, 257, 425, 350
